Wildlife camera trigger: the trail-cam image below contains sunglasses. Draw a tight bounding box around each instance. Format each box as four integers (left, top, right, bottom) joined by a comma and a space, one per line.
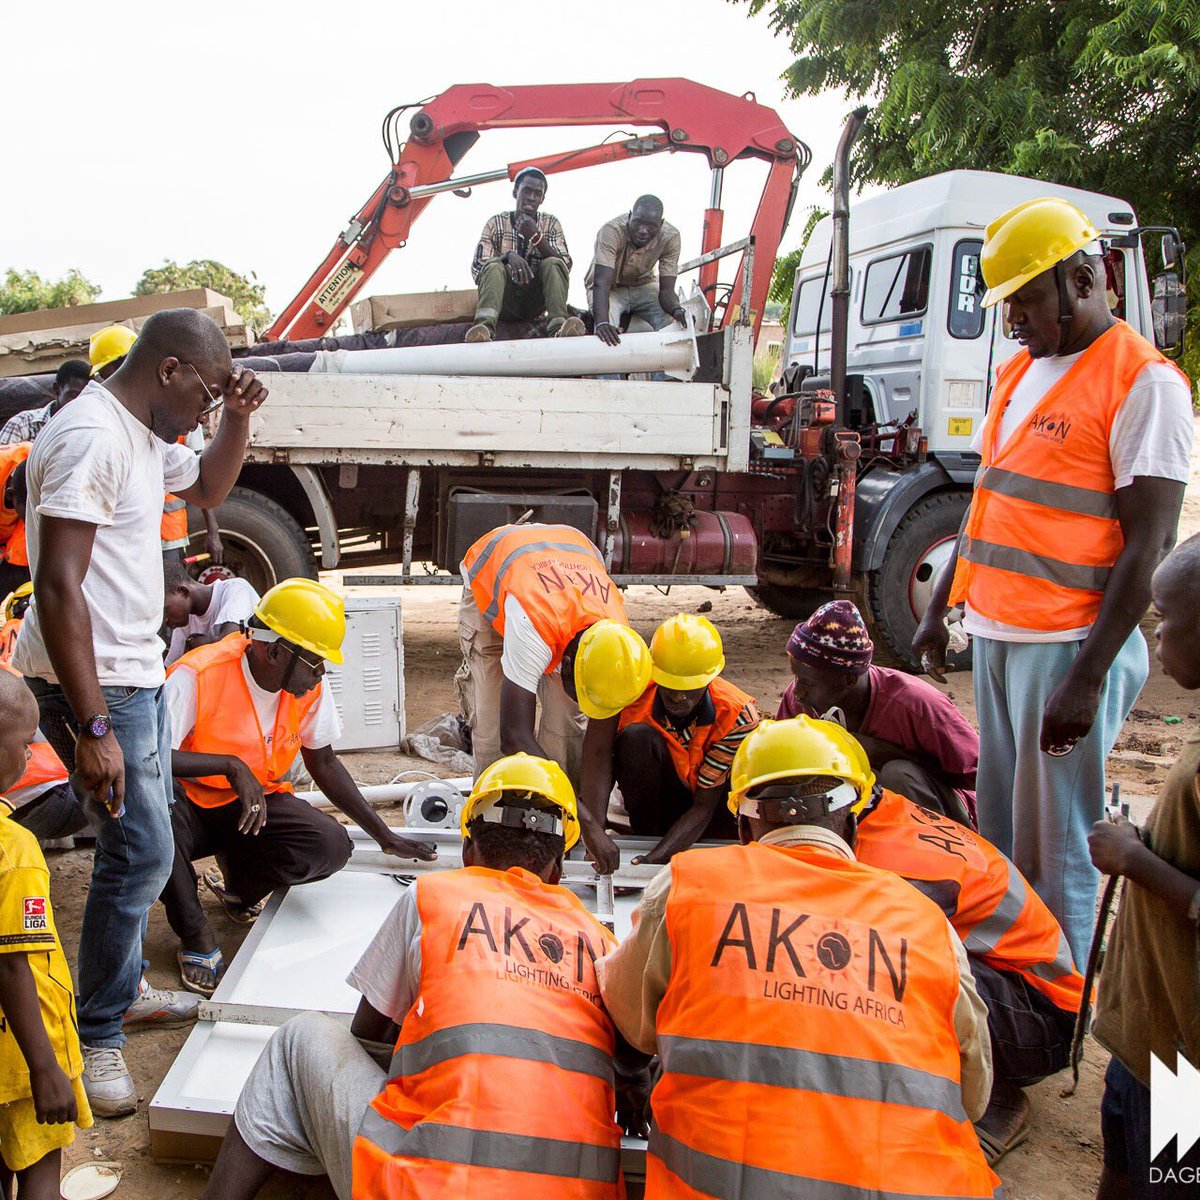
184, 361, 226, 416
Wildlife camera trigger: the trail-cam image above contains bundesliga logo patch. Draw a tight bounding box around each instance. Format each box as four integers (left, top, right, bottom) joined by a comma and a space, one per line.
23, 897, 47, 932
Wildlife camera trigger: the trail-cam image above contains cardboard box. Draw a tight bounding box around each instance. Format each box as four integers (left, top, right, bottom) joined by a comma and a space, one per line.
350, 289, 477, 333
0, 288, 236, 337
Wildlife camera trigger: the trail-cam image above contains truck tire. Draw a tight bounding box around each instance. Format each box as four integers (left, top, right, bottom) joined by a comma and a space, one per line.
745, 583, 827, 621
866, 490, 971, 672
207, 487, 317, 594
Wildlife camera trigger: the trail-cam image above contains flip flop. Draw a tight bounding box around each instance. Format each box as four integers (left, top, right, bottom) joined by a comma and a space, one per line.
178, 947, 224, 997
973, 1086, 1032, 1166
202, 868, 266, 924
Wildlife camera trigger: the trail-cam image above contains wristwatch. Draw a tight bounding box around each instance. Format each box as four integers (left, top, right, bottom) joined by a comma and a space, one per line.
81, 713, 111, 739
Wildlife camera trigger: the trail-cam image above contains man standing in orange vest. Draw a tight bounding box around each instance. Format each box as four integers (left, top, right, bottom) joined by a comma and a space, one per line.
914, 198, 1193, 967
457, 522, 651, 784
200, 754, 638, 1200
579, 613, 759, 873
159, 579, 435, 996
598, 716, 1000, 1198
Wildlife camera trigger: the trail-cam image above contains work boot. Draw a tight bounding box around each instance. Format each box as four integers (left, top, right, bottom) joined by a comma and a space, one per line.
123, 976, 200, 1030
554, 316, 586, 337
81, 1045, 137, 1118
465, 322, 493, 343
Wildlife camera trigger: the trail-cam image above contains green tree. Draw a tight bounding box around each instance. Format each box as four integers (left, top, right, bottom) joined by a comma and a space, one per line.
0, 267, 101, 315
745, 0, 1200, 375
769, 205, 829, 330
134, 259, 272, 332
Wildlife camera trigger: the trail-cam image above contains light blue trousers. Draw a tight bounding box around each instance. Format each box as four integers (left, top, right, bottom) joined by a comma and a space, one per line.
973, 629, 1148, 968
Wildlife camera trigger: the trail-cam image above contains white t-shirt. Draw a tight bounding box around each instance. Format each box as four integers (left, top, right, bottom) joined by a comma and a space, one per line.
346, 886, 423, 1023
965, 356, 1194, 643
500, 594, 557, 693
13, 382, 200, 687
165, 577, 261, 666
165, 653, 343, 755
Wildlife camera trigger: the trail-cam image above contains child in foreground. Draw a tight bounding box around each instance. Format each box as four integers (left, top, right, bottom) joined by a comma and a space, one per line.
0, 670, 92, 1198
1089, 534, 1200, 1199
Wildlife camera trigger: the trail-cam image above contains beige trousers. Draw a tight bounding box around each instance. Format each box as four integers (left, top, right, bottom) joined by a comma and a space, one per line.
454, 588, 587, 786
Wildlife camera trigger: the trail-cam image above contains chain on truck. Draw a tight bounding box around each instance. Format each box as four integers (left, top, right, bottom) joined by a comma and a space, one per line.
61, 82, 1198, 667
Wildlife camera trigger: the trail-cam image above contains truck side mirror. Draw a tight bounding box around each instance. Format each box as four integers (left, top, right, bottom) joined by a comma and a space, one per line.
1161, 232, 1182, 270
1152, 270, 1187, 355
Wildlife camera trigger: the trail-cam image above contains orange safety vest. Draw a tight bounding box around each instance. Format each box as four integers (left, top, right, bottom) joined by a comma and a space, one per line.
617, 677, 757, 792
352, 866, 624, 1200
949, 320, 1189, 631
0, 618, 21, 667
857, 789, 1084, 1014
169, 633, 321, 809
10, 739, 68, 795
462, 524, 626, 671
650, 841, 1001, 1199
161, 494, 189, 546
0, 442, 31, 567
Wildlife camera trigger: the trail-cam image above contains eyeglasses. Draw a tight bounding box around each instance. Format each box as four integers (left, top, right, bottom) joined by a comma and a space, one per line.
184, 361, 225, 416
288, 644, 326, 673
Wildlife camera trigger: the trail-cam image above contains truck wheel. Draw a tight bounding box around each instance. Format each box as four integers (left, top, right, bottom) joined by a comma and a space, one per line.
206, 487, 316, 594
867, 491, 971, 671
744, 583, 826, 621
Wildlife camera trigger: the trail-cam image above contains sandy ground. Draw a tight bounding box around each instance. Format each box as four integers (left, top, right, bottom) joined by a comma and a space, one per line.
47, 424, 1200, 1199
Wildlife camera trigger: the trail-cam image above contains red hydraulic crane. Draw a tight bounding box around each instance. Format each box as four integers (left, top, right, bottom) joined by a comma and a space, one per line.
267, 79, 809, 344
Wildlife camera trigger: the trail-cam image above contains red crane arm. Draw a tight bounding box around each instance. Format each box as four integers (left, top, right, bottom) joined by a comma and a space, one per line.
267, 79, 806, 344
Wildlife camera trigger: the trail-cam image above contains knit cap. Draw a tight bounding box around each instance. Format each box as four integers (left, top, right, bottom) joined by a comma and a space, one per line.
786, 600, 873, 675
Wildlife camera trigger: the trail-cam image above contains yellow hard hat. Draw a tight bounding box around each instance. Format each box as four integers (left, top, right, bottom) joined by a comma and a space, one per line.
980, 197, 1101, 309
728, 716, 876, 817
573, 619, 652, 720
462, 752, 580, 851
2, 581, 33, 623
650, 613, 725, 690
89, 325, 138, 376
252, 578, 346, 665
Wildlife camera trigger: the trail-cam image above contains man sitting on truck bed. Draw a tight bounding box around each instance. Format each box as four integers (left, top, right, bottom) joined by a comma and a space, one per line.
587, 195, 686, 346
579, 613, 759, 874
465, 167, 585, 343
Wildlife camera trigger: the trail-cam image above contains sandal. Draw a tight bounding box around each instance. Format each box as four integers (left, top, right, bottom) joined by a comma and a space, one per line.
177, 947, 224, 997
973, 1084, 1032, 1166
201, 868, 266, 925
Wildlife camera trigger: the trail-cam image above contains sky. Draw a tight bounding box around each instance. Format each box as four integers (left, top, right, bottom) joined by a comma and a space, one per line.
0, 0, 865, 322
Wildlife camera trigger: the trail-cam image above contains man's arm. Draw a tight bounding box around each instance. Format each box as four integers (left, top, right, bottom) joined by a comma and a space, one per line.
1089, 811, 1200, 917
579, 716, 621, 875
948, 927, 993, 1121
350, 994, 399, 1045
498, 678, 546, 757
658, 274, 684, 324
1040, 476, 1184, 751
35, 516, 123, 813
591, 264, 620, 346
300, 745, 435, 861
911, 510, 969, 674
172, 749, 267, 835
632, 785, 725, 866
201, 508, 223, 563
175, 369, 268, 509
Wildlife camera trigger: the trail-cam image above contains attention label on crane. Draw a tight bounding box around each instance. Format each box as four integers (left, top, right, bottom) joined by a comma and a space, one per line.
316, 261, 364, 315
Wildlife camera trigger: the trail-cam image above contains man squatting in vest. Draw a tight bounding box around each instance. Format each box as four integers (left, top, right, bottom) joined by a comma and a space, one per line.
579, 613, 760, 875
456, 522, 650, 786
158, 580, 436, 997
915, 198, 1193, 968
598, 716, 1002, 1198
200, 753, 648, 1200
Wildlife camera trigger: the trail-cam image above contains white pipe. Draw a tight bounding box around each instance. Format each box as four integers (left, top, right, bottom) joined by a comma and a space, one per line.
306, 320, 700, 382
298, 778, 472, 808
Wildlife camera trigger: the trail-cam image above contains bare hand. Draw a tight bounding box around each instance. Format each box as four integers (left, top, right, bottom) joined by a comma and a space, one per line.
595, 321, 621, 347
584, 828, 621, 876
615, 1067, 651, 1138
205, 529, 224, 564
515, 214, 539, 239
222, 367, 269, 420
230, 762, 267, 835
1040, 670, 1101, 755
672, 307, 687, 327
76, 731, 124, 818
912, 612, 950, 681
1088, 812, 1143, 876
30, 1062, 77, 1124
377, 831, 437, 862
506, 252, 533, 285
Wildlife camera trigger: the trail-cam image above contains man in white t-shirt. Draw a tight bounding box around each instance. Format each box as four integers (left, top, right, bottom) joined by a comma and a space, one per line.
915, 199, 1193, 967
163, 559, 260, 666
158, 579, 435, 998
12, 309, 269, 1117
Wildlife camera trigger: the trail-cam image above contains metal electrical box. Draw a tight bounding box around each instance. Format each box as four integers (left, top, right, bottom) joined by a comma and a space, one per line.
324, 596, 404, 752
440, 490, 598, 571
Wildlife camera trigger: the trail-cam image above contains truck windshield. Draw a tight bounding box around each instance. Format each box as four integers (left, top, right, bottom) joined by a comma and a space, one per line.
948, 239, 985, 339
792, 272, 835, 336
862, 246, 931, 324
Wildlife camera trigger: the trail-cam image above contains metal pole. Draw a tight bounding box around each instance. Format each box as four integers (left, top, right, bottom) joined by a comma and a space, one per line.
830, 107, 869, 419
604, 470, 622, 570
401, 468, 421, 576
406, 167, 510, 199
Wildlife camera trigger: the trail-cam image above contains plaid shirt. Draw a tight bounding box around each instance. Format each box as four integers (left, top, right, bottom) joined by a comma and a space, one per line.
0, 402, 52, 446
653, 688, 761, 790
471, 211, 572, 283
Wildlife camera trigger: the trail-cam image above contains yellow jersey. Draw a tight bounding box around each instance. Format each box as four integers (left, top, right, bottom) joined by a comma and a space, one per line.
0, 811, 83, 1104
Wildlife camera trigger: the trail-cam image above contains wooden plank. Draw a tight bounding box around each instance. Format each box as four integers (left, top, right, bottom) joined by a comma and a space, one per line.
0, 288, 233, 335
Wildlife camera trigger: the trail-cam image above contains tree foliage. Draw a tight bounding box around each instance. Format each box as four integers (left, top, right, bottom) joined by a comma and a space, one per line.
0, 267, 101, 315
134, 259, 272, 332
769, 205, 830, 329
747, 0, 1200, 374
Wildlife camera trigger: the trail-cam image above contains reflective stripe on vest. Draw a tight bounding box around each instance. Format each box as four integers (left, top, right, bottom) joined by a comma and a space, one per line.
461, 523, 625, 669
857, 790, 1083, 1013
949, 320, 1189, 631
650, 1131, 1004, 1200
169, 634, 320, 809
617, 678, 757, 792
